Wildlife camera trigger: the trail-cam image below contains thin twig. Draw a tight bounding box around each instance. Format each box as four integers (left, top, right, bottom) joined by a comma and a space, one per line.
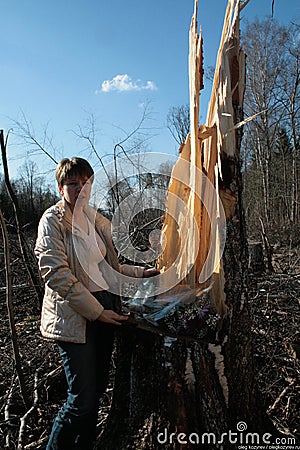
18, 369, 41, 450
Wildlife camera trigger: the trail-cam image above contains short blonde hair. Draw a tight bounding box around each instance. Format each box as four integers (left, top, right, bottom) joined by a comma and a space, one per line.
56, 157, 94, 186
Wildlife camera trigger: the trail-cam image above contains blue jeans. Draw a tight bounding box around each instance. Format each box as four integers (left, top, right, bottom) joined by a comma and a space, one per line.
46, 292, 115, 450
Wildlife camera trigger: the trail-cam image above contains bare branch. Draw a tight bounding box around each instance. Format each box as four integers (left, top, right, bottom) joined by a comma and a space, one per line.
18, 370, 41, 450
8, 112, 58, 164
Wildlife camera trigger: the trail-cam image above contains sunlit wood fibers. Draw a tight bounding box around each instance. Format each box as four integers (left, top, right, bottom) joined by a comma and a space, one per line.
158, 0, 246, 316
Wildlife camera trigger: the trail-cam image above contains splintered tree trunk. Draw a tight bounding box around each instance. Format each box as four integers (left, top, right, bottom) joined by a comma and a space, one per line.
98, 1, 277, 448
97, 161, 275, 450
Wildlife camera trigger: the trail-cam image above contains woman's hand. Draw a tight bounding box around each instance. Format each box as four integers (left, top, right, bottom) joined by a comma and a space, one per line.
143, 267, 160, 277
97, 310, 129, 326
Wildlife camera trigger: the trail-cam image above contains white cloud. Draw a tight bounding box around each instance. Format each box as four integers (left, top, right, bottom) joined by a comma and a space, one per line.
96, 74, 157, 93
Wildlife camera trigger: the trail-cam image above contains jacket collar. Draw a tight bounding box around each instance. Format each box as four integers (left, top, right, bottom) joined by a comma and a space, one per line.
54, 199, 100, 237
54, 199, 73, 233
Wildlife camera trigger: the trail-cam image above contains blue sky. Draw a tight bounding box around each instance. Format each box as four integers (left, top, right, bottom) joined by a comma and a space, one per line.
1, 0, 299, 182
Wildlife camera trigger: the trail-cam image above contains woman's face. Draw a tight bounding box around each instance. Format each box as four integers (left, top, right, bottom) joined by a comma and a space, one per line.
58, 175, 92, 211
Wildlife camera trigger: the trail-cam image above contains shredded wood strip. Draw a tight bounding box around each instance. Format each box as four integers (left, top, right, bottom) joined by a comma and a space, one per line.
158, 0, 246, 316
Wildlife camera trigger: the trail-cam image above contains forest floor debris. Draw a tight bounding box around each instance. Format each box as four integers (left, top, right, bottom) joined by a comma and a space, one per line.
0, 237, 299, 448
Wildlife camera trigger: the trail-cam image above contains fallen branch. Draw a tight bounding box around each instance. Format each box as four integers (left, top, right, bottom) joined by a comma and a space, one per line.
17, 369, 40, 450
24, 436, 48, 449
0, 284, 30, 291
268, 385, 290, 413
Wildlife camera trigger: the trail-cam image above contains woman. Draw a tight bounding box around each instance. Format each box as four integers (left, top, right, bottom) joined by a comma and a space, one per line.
35, 157, 156, 449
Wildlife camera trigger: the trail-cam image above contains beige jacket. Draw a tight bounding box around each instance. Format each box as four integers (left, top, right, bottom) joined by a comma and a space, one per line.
35, 200, 143, 343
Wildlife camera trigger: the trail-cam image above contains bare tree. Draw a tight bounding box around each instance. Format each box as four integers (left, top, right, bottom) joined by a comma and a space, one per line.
0, 130, 44, 305
279, 23, 300, 223
242, 18, 289, 222
241, 18, 300, 235
167, 104, 190, 145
